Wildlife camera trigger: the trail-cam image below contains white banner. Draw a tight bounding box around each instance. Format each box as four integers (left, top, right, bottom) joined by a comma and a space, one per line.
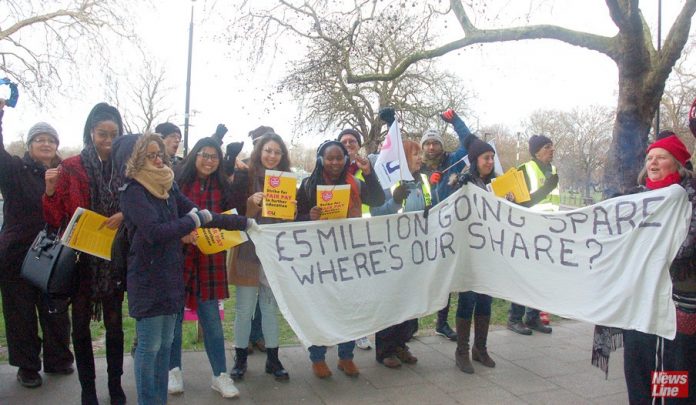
247, 184, 690, 346
374, 120, 414, 188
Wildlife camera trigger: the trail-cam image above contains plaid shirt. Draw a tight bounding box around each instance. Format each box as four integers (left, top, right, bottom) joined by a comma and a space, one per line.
180, 177, 229, 308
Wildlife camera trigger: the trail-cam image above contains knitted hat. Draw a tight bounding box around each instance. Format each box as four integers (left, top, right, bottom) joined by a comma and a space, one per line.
657, 130, 676, 140
249, 126, 275, 144
337, 128, 362, 147
647, 134, 691, 166
420, 129, 443, 147
27, 122, 59, 146
465, 137, 495, 171
529, 134, 553, 156
155, 122, 181, 139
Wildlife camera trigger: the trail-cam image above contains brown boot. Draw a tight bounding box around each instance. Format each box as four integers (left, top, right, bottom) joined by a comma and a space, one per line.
337, 359, 360, 377
455, 317, 474, 374
312, 361, 332, 378
471, 315, 496, 368
395, 346, 418, 364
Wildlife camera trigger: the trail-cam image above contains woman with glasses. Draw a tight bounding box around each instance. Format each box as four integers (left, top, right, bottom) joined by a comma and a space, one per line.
120, 134, 249, 404
43, 102, 126, 405
228, 133, 291, 382
166, 138, 240, 398
0, 99, 74, 389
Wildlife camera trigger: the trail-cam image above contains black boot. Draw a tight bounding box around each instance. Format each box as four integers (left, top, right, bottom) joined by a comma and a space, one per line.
265, 347, 289, 381
80, 380, 99, 405
471, 315, 496, 368
108, 376, 126, 405
230, 347, 248, 381
106, 319, 126, 405
455, 317, 474, 374
435, 306, 457, 341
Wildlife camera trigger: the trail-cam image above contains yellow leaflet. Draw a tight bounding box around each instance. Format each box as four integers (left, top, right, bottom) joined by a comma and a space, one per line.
61, 207, 117, 261
490, 167, 531, 203
317, 184, 351, 220
195, 209, 249, 254
262, 170, 297, 220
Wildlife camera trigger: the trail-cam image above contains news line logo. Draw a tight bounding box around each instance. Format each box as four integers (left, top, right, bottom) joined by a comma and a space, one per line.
651, 371, 689, 398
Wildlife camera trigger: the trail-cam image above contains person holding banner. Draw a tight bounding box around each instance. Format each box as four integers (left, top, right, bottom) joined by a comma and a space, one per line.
121, 134, 250, 404
43, 102, 126, 405
370, 139, 429, 368
296, 140, 384, 378
0, 99, 74, 389
166, 137, 241, 397
600, 134, 696, 404
228, 132, 291, 382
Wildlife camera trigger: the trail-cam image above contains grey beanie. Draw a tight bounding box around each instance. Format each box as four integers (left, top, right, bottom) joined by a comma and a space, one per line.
420, 128, 443, 147
27, 122, 59, 146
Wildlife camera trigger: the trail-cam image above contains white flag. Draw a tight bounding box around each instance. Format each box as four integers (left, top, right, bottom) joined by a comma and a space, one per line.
374, 120, 414, 188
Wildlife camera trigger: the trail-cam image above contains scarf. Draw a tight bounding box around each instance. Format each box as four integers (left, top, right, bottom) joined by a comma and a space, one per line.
422, 154, 444, 173
133, 164, 174, 199
80, 145, 120, 320
646, 171, 682, 190
322, 171, 362, 218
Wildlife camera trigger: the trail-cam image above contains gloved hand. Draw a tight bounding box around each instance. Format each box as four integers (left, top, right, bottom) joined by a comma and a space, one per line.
379, 107, 396, 126
213, 124, 228, 141
440, 108, 458, 123
543, 173, 559, 191
392, 184, 411, 205
187, 208, 213, 228
457, 173, 472, 186
225, 142, 244, 163
429, 171, 443, 185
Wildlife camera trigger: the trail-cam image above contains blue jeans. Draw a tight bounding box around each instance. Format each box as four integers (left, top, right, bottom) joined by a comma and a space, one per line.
170, 298, 227, 376
509, 302, 540, 322
134, 313, 177, 405
249, 301, 264, 343
456, 291, 492, 320
234, 285, 279, 348
308, 341, 355, 362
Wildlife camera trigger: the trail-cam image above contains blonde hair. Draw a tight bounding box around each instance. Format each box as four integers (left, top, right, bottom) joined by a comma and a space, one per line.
126, 133, 170, 178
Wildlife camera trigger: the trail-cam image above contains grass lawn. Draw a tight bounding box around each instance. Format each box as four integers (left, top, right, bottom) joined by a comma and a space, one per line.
0, 288, 523, 363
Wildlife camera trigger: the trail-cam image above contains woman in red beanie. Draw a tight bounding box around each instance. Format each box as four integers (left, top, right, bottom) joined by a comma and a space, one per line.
619, 134, 696, 404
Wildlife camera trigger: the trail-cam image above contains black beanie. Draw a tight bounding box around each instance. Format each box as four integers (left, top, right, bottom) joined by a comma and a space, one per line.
248, 126, 275, 143
529, 134, 553, 156
337, 128, 362, 147
155, 122, 181, 139
467, 138, 495, 171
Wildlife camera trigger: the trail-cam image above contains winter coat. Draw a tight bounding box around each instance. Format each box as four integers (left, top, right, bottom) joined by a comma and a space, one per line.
120, 181, 247, 319
0, 110, 54, 281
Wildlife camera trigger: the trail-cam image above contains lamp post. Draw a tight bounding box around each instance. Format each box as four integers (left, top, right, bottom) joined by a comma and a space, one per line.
655, 0, 662, 137
183, 0, 195, 157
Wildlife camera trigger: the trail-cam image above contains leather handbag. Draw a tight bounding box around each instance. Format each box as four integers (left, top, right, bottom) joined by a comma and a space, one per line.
20, 229, 79, 298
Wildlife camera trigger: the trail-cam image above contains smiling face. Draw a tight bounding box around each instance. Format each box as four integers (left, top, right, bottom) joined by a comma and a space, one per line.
91, 120, 119, 160
477, 151, 495, 177
260, 140, 283, 170
195, 146, 220, 179
339, 134, 360, 159
322, 145, 347, 180
29, 134, 58, 166
645, 147, 679, 182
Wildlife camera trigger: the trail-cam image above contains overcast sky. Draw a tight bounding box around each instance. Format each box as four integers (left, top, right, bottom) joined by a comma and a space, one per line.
1, 0, 689, 154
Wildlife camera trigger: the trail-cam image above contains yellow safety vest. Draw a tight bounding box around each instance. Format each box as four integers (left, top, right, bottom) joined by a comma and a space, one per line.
389, 174, 432, 213
521, 161, 560, 212
354, 169, 373, 217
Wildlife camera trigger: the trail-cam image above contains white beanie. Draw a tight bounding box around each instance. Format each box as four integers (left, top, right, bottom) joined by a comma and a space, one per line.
420, 128, 443, 147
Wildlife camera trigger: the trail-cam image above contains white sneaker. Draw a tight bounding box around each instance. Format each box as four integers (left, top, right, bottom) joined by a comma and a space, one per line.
211, 373, 239, 398
168, 367, 184, 394
356, 336, 372, 350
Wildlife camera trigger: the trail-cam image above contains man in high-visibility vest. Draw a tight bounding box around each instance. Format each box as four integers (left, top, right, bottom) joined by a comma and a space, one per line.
507, 134, 559, 335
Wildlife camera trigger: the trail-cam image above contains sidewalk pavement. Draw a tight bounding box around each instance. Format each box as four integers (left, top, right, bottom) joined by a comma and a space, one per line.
0, 320, 628, 404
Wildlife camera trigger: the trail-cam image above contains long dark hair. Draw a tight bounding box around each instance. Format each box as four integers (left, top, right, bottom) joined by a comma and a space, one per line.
175, 137, 230, 192
247, 133, 291, 192
302, 140, 350, 206
82, 102, 124, 147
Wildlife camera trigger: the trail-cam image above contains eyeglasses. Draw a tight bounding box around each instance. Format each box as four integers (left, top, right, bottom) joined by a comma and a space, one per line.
32, 137, 58, 145
262, 148, 284, 157
341, 139, 358, 146
146, 152, 165, 161
197, 152, 219, 161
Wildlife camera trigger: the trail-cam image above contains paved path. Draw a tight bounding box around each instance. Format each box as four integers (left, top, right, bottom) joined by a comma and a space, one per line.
0, 320, 629, 404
